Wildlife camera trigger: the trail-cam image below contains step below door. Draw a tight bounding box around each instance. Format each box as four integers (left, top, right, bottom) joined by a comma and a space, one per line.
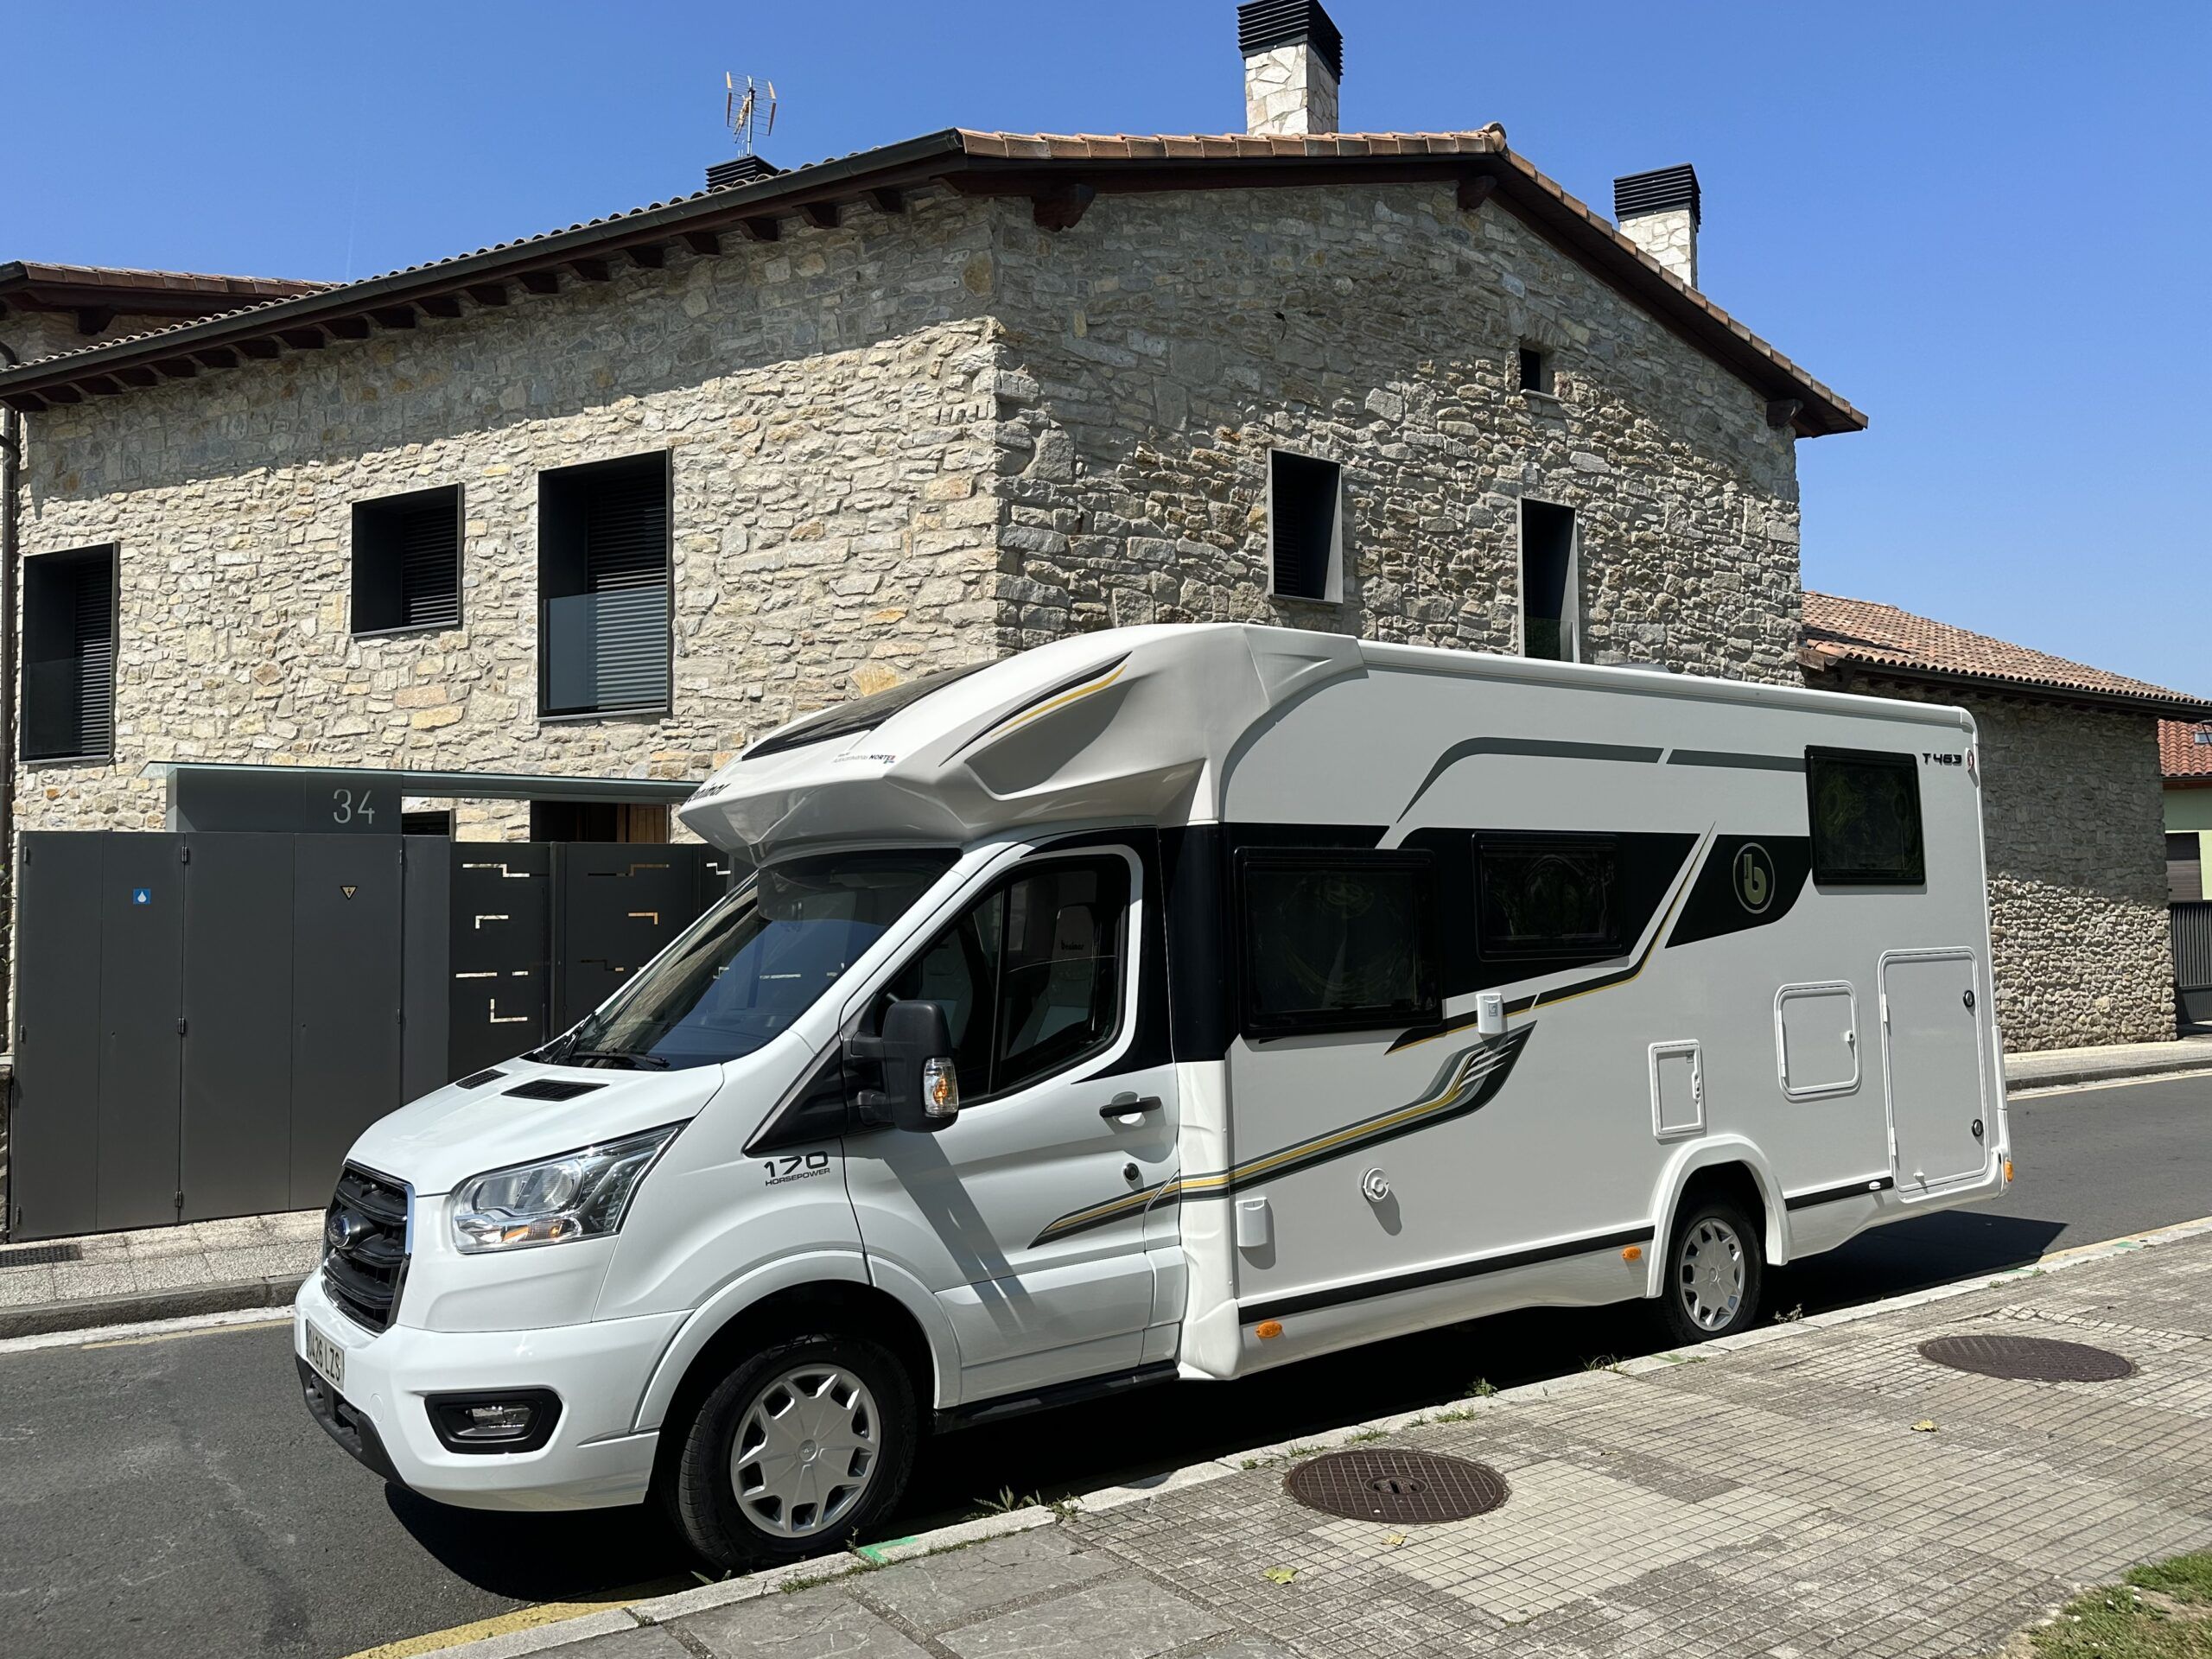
1878, 949, 1989, 1192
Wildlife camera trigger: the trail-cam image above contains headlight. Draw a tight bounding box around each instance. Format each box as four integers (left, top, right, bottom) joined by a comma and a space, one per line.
449, 1124, 681, 1254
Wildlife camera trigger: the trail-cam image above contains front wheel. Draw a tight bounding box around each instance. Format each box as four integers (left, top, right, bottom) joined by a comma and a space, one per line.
1657, 1198, 1764, 1345
664, 1332, 918, 1572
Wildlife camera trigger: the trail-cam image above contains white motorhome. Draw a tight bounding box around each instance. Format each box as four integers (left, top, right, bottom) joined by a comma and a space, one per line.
296, 622, 2009, 1567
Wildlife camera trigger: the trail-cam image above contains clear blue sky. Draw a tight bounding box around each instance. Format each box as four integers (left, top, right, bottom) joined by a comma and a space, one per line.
7, 2, 2206, 693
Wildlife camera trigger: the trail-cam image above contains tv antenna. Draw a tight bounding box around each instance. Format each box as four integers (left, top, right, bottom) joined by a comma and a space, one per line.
725, 73, 778, 156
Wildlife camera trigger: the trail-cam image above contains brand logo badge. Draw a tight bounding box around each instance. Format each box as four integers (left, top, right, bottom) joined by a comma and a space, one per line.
325, 1210, 368, 1253
1733, 842, 1775, 914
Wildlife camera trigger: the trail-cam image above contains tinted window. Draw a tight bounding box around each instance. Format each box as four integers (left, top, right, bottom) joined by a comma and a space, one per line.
1476, 836, 1620, 957
1807, 748, 1925, 886
1238, 851, 1440, 1035
886, 855, 1129, 1098
555, 849, 956, 1070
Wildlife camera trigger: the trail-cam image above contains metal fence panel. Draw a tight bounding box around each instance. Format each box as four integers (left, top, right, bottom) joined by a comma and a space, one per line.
552, 842, 713, 1033
12, 835, 107, 1238
288, 836, 404, 1208
448, 842, 551, 1076
402, 841, 452, 1103
94, 835, 186, 1230
2175, 901, 2212, 993
181, 834, 296, 1222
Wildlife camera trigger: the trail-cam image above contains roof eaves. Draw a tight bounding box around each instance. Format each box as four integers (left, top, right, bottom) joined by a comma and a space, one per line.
1798, 645, 2212, 725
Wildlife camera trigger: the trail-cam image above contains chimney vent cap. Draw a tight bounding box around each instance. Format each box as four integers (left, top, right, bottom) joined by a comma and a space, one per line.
1613, 163, 1700, 228
1237, 0, 1344, 80
707, 155, 783, 192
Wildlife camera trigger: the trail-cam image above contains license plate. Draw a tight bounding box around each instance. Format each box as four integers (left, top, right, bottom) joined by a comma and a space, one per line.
305, 1320, 346, 1391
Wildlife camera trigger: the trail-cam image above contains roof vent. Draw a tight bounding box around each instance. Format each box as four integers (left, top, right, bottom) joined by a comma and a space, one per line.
1238, 0, 1342, 137
1613, 164, 1701, 289
503, 1077, 607, 1102
706, 155, 782, 191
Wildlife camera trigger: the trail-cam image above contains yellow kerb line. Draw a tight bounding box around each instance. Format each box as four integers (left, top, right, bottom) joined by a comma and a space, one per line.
340, 1580, 693, 1659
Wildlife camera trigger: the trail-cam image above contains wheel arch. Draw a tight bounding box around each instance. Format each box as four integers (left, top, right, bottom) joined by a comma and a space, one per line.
1643, 1137, 1787, 1299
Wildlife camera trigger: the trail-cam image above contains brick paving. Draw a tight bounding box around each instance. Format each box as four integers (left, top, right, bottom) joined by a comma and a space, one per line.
550, 1230, 2212, 1659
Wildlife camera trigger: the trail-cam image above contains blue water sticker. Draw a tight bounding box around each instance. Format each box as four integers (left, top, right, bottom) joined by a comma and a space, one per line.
131, 887, 151, 906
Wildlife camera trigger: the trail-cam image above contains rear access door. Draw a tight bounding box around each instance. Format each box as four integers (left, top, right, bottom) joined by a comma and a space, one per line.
1878, 949, 1991, 1192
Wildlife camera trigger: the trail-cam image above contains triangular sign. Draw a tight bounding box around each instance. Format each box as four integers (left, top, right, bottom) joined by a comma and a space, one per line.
341, 885, 358, 899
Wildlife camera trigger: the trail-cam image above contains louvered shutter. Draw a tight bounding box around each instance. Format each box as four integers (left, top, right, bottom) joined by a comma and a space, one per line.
74, 554, 114, 756
582, 467, 669, 710
398, 501, 461, 629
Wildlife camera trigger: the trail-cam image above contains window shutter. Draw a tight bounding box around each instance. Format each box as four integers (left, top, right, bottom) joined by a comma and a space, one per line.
398, 502, 461, 629
583, 467, 670, 710
74, 554, 115, 756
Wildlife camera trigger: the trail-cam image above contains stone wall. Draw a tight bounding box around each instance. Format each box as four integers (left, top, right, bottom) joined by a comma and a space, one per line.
983, 184, 1802, 678
1847, 682, 2176, 1052
12, 191, 1003, 838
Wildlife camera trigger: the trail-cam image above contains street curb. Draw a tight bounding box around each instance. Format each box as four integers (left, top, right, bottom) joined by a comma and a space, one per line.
0, 1271, 306, 1341
2005, 1051, 2212, 1094
435, 1211, 2212, 1659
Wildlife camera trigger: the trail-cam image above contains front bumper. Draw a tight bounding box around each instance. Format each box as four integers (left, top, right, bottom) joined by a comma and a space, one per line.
293, 1269, 683, 1511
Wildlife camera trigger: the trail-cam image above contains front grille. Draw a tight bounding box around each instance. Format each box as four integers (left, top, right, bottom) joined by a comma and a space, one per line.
323, 1163, 410, 1333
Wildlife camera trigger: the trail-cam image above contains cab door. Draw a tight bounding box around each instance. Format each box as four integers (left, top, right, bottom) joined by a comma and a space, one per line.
842, 843, 1180, 1403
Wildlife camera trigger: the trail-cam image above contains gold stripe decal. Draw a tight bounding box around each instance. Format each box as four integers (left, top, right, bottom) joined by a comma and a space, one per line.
1031, 1025, 1535, 1246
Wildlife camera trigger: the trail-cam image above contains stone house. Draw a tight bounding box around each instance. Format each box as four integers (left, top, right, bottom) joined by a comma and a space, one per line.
2163, 720, 2212, 904
1801, 593, 2209, 1051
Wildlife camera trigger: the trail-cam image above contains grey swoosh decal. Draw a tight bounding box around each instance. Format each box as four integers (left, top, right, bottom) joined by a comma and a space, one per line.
1398, 739, 1662, 821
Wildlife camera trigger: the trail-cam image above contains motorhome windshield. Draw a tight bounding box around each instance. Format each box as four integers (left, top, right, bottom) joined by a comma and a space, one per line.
547, 849, 957, 1071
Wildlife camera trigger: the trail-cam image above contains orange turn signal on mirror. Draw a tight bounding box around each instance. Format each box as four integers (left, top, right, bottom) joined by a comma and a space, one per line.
1255, 1319, 1284, 1340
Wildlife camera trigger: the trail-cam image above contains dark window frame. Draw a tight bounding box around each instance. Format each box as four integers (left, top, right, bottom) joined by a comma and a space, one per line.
1805, 747, 1926, 887
1234, 846, 1442, 1038
1517, 344, 1554, 396
1473, 832, 1624, 961
537, 450, 675, 721
1517, 498, 1579, 664
351, 483, 464, 638
882, 850, 1135, 1107
1266, 448, 1344, 604
21, 543, 119, 766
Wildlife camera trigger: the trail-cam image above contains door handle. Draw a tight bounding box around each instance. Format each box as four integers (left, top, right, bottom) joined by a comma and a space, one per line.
1101, 1094, 1164, 1121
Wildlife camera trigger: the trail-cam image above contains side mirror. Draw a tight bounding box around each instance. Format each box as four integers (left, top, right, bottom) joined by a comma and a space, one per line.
847, 1000, 961, 1133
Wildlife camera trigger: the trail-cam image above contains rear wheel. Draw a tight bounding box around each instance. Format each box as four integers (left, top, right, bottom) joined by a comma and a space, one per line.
665, 1331, 918, 1572
1658, 1197, 1764, 1345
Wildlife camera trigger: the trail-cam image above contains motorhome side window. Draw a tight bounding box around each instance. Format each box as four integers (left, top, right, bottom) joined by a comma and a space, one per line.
1475, 836, 1621, 958
886, 856, 1130, 1099
1236, 850, 1440, 1036
1806, 747, 1925, 886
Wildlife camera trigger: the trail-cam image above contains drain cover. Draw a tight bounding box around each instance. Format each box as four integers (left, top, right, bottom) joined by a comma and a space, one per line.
1283, 1448, 1508, 1524
0, 1243, 80, 1268
1918, 1334, 2135, 1382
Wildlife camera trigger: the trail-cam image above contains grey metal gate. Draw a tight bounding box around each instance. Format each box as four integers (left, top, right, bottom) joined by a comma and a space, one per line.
2176, 901, 2212, 1033
11, 831, 732, 1237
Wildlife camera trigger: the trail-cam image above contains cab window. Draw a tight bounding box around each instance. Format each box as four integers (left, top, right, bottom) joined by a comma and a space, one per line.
884, 855, 1130, 1099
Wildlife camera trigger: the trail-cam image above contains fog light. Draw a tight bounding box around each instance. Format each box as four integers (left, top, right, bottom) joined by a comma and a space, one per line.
426, 1389, 562, 1453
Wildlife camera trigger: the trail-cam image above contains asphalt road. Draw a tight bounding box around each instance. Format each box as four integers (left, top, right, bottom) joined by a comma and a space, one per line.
3, 1072, 2206, 1659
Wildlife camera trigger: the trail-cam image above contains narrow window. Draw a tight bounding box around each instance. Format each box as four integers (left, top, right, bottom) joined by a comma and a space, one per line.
1806, 748, 1925, 886
2168, 832, 2203, 904
540, 452, 672, 717
353, 486, 461, 634
1475, 835, 1622, 959
1519, 499, 1578, 662
1268, 448, 1343, 603
1517, 345, 1554, 395
1236, 849, 1440, 1036
22, 544, 116, 762
886, 855, 1130, 1097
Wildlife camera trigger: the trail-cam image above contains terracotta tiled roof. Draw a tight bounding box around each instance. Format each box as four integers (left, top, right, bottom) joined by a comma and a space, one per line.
0, 261, 326, 299
2162, 719, 2212, 779
1801, 592, 2212, 721
0, 126, 1863, 435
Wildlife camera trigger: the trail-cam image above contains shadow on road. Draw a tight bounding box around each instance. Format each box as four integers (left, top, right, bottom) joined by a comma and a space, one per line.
373, 1208, 2070, 1586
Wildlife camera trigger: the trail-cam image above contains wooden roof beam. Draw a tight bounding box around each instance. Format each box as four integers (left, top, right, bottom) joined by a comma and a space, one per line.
1031, 181, 1096, 232
682, 230, 722, 257
568, 257, 613, 283
279, 326, 329, 349
867, 187, 906, 215
467, 282, 511, 307
371, 305, 417, 330
153, 358, 197, 379
418, 295, 463, 319
800, 201, 842, 230
327, 316, 372, 340
624, 243, 666, 270
236, 338, 283, 360
738, 215, 779, 242
519, 270, 563, 296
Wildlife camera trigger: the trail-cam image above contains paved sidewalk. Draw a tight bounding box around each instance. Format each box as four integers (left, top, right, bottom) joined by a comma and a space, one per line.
503, 1224, 2212, 1659
2005, 1033, 2212, 1091
0, 1209, 318, 1338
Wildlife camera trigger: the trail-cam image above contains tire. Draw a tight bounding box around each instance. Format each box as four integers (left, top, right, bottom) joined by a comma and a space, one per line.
664, 1331, 918, 1573
1657, 1196, 1764, 1346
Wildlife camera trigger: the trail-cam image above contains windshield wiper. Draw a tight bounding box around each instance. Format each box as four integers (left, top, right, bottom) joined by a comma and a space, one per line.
562, 1049, 671, 1071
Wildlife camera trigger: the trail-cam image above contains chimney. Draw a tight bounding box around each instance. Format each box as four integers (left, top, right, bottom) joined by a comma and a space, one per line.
1613, 164, 1700, 288
1238, 0, 1343, 137
706, 155, 781, 191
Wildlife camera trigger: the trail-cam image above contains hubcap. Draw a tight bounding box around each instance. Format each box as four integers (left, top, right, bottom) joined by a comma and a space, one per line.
1678, 1217, 1745, 1332
730, 1363, 881, 1537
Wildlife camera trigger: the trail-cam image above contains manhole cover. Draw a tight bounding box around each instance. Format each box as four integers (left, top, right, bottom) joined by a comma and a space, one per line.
1918, 1334, 2136, 1382
1283, 1448, 1508, 1524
